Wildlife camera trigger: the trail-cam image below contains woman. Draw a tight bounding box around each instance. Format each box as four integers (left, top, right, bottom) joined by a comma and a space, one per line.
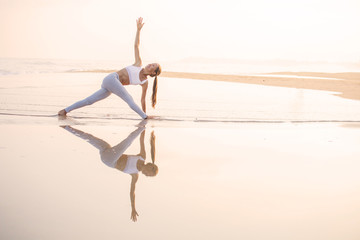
58, 17, 161, 119
61, 124, 158, 222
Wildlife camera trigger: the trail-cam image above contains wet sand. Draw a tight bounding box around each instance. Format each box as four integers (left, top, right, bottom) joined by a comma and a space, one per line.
1, 123, 360, 239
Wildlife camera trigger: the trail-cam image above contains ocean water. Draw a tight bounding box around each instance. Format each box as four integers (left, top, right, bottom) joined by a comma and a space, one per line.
0, 58, 127, 76
1, 57, 360, 76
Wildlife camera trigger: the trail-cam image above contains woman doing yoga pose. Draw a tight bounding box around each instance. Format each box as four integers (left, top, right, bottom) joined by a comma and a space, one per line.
58, 17, 161, 119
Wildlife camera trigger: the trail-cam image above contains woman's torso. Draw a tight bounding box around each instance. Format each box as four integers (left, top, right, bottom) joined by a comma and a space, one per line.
116, 65, 147, 86
116, 68, 131, 85
116, 154, 144, 174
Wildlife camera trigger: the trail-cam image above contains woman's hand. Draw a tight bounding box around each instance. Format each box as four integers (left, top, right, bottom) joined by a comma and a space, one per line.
136, 17, 144, 31
131, 209, 139, 222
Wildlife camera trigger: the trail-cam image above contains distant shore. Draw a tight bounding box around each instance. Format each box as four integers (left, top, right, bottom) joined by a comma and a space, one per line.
71, 70, 360, 101
162, 71, 360, 101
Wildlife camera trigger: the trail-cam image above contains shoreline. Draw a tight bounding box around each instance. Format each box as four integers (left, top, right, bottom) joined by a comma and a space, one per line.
69, 70, 360, 101
161, 71, 360, 101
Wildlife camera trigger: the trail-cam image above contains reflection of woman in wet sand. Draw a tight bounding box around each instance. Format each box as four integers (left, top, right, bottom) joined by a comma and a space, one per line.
61, 125, 158, 222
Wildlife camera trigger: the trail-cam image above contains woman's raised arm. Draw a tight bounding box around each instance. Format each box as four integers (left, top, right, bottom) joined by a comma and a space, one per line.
133, 17, 144, 66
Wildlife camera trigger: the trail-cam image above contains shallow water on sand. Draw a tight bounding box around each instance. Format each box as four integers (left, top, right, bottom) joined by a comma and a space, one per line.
0, 72, 360, 125
0, 123, 360, 240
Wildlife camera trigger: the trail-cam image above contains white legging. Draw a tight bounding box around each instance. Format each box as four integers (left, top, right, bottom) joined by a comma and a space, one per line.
65, 72, 147, 119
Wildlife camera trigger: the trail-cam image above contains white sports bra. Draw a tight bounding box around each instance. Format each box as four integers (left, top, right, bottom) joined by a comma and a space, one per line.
123, 156, 145, 174
125, 65, 148, 85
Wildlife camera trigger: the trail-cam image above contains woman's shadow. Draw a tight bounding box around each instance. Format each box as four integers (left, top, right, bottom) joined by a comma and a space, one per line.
60, 121, 158, 222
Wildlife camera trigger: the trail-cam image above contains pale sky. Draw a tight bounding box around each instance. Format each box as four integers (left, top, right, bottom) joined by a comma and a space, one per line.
0, 0, 359, 62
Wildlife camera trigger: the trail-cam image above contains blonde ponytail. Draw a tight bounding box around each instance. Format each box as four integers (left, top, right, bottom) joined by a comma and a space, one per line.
150, 64, 161, 108
144, 130, 158, 177
151, 76, 158, 108
150, 131, 156, 164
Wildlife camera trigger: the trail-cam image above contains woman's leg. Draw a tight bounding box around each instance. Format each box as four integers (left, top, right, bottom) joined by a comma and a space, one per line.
100, 127, 145, 168
61, 125, 144, 168
62, 126, 111, 151
102, 74, 147, 119
65, 88, 111, 113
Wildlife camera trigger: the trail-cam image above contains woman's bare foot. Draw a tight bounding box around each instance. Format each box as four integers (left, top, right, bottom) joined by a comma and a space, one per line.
58, 109, 67, 116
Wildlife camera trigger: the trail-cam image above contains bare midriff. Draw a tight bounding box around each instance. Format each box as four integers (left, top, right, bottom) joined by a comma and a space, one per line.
116, 68, 130, 85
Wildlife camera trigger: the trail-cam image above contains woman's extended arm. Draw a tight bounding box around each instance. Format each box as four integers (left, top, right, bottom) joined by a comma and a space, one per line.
130, 174, 139, 222
138, 128, 146, 159
141, 81, 148, 113
134, 17, 144, 66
